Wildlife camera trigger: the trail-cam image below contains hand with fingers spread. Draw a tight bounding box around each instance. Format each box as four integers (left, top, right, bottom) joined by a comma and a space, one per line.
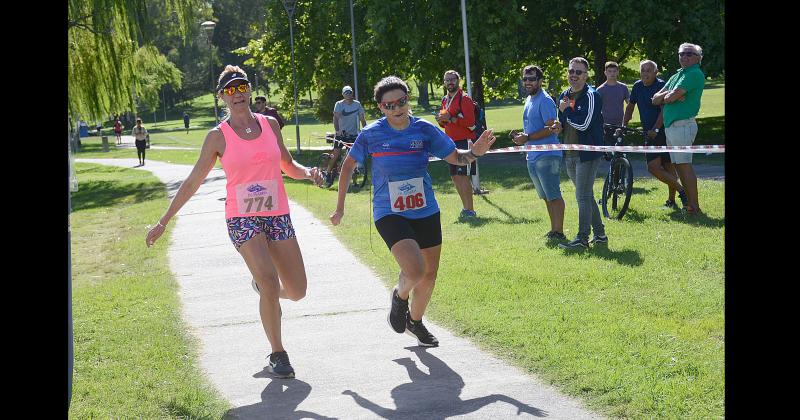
470, 129, 496, 156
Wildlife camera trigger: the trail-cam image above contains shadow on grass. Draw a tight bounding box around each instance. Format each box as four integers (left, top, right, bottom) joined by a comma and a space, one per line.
668, 210, 725, 228
71, 179, 163, 212
451, 195, 540, 226
561, 243, 644, 266
615, 207, 648, 223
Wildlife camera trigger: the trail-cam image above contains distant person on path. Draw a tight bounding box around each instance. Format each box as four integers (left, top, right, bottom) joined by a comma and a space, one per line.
145, 65, 323, 379
557, 57, 607, 251
652, 42, 705, 215
254, 96, 286, 129
329, 76, 496, 347
436, 70, 478, 218
623, 60, 686, 209
327, 86, 366, 187
132, 118, 148, 166
113, 117, 123, 145
183, 112, 190, 134
511, 65, 566, 243
597, 61, 630, 141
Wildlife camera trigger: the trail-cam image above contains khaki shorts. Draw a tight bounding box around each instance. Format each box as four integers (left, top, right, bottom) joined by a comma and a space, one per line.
665, 118, 698, 164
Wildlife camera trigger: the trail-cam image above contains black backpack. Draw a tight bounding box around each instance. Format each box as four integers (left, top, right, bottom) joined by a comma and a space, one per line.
457, 93, 487, 138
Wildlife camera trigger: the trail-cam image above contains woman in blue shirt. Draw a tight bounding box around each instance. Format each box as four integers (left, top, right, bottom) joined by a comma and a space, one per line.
329, 76, 496, 347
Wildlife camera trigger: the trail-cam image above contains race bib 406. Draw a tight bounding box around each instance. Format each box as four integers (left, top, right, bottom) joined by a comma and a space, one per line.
389, 177, 426, 212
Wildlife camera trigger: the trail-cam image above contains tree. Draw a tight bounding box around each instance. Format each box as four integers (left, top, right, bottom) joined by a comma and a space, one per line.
67, 0, 198, 122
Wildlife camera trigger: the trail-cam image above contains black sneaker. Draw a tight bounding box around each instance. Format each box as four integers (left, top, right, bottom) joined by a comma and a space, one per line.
590, 234, 608, 244
388, 286, 409, 333
663, 199, 677, 209
405, 316, 439, 347
559, 238, 589, 250
678, 189, 689, 208
545, 231, 567, 242
324, 172, 334, 188
267, 351, 295, 378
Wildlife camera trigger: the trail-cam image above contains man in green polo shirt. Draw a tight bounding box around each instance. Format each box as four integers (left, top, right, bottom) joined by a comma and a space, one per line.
652, 42, 705, 215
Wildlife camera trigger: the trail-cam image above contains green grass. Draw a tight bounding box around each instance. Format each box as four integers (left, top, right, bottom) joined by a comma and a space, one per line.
69, 163, 231, 419
283, 156, 725, 419
93, 78, 723, 151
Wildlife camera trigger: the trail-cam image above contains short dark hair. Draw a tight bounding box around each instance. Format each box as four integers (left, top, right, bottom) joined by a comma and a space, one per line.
373, 76, 410, 103
255, 96, 266, 102
569, 57, 590, 72
522, 65, 543, 80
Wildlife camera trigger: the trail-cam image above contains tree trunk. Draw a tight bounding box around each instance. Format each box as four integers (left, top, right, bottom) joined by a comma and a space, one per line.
308, 89, 313, 107
591, 13, 610, 87
417, 80, 429, 108
472, 54, 485, 107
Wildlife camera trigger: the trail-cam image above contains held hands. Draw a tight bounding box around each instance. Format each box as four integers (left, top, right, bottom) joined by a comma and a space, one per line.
471, 129, 497, 156
511, 131, 528, 145
307, 167, 324, 187
146, 221, 166, 247
435, 111, 451, 124
646, 130, 657, 140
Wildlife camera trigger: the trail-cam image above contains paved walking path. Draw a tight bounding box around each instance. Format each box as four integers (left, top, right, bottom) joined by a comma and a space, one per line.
77, 158, 602, 419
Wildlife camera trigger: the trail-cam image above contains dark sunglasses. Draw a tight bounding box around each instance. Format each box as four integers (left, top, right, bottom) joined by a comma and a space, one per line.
568, 69, 585, 75
380, 95, 409, 110
679, 51, 697, 57
221, 84, 250, 96
522, 76, 539, 82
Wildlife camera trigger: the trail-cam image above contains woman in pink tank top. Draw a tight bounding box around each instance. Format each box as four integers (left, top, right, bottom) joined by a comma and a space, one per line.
145, 65, 323, 379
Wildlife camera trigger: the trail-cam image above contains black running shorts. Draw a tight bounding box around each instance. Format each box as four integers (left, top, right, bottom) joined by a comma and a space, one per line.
448, 139, 477, 176
374, 212, 442, 250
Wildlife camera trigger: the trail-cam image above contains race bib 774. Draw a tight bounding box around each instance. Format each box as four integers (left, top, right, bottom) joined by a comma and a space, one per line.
235, 179, 280, 214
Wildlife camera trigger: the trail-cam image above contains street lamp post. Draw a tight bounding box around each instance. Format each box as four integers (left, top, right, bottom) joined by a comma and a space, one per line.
201, 21, 218, 125
282, 0, 301, 154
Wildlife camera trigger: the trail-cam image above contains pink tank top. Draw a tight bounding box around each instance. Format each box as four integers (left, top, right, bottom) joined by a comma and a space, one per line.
219, 113, 290, 219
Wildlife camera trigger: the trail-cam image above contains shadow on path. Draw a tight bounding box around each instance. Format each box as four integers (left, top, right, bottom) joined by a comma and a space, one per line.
342, 347, 546, 419
224, 375, 337, 420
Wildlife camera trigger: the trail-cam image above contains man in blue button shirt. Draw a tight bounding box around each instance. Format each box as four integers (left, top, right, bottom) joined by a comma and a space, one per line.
512, 65, 565, 242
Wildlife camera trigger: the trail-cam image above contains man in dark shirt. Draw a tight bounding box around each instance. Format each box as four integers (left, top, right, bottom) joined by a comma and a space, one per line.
623, 60, 687, 209
254, 96, 286, 129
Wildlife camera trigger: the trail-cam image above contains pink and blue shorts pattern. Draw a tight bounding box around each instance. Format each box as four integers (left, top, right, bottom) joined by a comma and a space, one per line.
226, 214, 295, 250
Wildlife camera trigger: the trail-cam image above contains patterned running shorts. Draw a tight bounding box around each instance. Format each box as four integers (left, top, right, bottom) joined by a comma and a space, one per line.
226, 214, 296, 250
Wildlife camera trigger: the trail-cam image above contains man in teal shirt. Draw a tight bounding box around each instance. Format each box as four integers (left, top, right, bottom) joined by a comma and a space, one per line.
652, 43, 705, 215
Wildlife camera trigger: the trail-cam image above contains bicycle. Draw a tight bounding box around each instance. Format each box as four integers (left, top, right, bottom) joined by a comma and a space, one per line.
599, 123, 643, 220
319, 133, 368, 191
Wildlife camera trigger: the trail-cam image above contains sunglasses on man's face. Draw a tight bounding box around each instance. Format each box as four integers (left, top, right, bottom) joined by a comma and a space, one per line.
522, 76, 539, 82
679, 51, 697, 57
568, 69, 585, 75
380, 95, 409, 110
222, 84, 250, 96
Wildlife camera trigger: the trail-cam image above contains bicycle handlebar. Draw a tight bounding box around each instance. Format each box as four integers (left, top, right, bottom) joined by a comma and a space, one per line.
603, 123, 644, 136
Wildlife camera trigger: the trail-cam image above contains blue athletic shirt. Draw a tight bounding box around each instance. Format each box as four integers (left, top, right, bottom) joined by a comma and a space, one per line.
347, 116, 456, 221
523, 89, 562, 162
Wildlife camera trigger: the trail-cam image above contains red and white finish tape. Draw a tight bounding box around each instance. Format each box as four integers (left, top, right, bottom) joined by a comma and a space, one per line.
487, 143, 725, 154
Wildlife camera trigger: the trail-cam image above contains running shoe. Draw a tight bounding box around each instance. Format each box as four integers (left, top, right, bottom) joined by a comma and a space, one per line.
405, 316, 439, 347
590, 234, 608, 244
388, 286, 409, 333
267, 351, 295, 378
545, 231, 567, 242
559, 238, 589, 251
678, 189, 689, 208
459, 209, 477, 218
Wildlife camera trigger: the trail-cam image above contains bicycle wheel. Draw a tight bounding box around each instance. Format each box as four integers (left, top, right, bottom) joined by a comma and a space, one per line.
601, 157, 634, 219
351, 159, 368, 189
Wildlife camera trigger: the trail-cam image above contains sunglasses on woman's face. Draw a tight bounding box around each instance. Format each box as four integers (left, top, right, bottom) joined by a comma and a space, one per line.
222, 84, 250, 96
380, 95, 409, 110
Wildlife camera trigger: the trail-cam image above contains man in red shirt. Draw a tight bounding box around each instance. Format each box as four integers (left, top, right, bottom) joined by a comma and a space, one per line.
436, 70, 477, 218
